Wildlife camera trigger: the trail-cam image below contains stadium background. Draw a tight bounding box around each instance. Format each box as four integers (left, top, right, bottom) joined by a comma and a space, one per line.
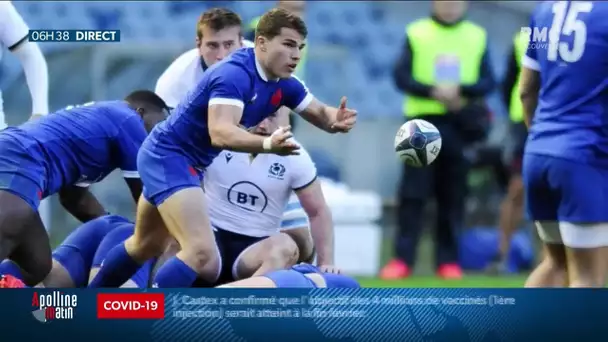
3, 1, 535, 287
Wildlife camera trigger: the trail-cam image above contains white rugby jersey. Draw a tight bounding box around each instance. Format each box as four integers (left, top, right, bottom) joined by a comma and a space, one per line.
204, 143, 317, 237
155, 39, 254, 108
0, 1, 29, 128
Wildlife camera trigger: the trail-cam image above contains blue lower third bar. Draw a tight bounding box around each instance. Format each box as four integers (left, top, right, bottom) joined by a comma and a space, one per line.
28, 30, 121, 42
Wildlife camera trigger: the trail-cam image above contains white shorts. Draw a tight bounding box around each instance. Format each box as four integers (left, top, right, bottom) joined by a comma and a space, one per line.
535, 221, 608, 248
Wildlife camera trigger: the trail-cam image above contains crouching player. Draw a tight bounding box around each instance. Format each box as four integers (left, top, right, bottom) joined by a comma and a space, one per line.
0, 214, 136, 288
219, 263, 360, 288
0, 90, 168, 286
202, 113, 335, 286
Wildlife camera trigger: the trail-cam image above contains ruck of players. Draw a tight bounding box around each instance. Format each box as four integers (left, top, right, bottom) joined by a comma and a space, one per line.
0, 6, 359, 290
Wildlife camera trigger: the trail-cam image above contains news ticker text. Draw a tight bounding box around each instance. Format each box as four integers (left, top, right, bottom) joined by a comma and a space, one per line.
96, 293, 516, 320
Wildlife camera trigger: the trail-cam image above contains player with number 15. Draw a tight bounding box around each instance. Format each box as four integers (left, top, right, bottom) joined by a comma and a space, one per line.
520, 1, 608, 288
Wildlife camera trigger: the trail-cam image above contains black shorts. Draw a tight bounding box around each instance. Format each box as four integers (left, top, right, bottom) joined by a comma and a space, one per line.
214, 227, 266, 285
508, 122, 528, 174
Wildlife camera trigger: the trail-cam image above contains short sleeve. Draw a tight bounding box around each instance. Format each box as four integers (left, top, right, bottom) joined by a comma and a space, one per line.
115, 115, 147, 178
522, 16, 540, 71
281, 76, 314, 113
207, 65, 250, 109
290, 145, 317, 191
280, 194, 309, 230
0, 1, 29, 49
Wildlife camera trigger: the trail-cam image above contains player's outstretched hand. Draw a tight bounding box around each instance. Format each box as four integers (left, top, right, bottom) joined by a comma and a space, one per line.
318, 265, 341, 274
265, 126, 300, 156
330, 96, 357, 133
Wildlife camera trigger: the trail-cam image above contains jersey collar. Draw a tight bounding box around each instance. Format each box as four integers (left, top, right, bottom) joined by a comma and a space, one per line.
200, 57, 208, 72
254, 52, 279, 83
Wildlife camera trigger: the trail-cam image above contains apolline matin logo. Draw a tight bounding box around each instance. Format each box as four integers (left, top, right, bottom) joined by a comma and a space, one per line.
32, 291, 77, 323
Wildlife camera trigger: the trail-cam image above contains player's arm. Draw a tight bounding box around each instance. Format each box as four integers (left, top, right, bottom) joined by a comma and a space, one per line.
116, 116, 146, 202
58, 185, 107, 223
283, 77, 356, 134
519, 66, 540, 128
459, 40, 496, 98
290, 148, 334, 266
0, 2, 49, 117
519, 27, 540, 128
207, 67, 297, 154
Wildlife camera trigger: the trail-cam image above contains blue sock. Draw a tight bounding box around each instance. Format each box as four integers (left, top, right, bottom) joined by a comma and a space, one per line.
88, 243, 142, 288
0, 260, 24, 280
153, 256, 198, 288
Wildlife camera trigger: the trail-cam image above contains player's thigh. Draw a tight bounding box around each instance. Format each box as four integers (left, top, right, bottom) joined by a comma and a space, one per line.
132, 195, 170, 254
233, 233, 298, 279
157, 187, 216, 251
10, 211, 52, 285
564, 244, 608, 286
522, 154, 559, 221
48, 248, 85, 288
44, 260, 77, 288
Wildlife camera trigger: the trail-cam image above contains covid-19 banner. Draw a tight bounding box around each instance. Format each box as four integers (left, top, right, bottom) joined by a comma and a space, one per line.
15, 289, 608, 341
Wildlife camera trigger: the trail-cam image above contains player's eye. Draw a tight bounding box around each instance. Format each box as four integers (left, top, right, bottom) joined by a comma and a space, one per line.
224, 42, 234, 49
283, 42, 297, 48
207, 42, 219, 49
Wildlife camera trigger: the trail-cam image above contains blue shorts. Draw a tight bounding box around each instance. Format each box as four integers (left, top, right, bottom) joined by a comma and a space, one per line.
91, 223, 155, 288
523, 154, 608, 222
52, 215, 131, 287
0, 129, 46, 210
264, 269, 318, 288
138, 143, 203, 206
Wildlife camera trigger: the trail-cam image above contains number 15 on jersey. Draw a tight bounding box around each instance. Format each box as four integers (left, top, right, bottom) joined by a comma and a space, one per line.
547, 1, 593, 63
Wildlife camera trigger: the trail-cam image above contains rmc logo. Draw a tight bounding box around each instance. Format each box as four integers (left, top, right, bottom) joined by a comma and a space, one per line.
520, 26, 554, 49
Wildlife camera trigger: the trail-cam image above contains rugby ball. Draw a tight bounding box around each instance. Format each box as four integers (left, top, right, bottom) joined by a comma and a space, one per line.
394, 119, 442, 167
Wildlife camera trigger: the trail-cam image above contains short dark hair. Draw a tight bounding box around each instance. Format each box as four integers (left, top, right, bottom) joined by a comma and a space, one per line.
196, 8, 242, 40
255, 8, 307, 41
124, 90, 170, 113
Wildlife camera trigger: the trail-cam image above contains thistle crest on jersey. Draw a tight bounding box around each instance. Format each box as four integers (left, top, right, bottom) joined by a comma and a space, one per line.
394, 119, 442, 167
31, 291, 78, 322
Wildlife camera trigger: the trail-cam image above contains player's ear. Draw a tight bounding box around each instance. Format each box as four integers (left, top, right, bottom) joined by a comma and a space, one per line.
135, 107, 145, 116
195, 36, 201, 48
256, 36, 267, 52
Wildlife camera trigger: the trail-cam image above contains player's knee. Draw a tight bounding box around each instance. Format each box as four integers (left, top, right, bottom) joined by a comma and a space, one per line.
265, 234, 299, 268
181, 242, 220, 275
24, 256, 53, 286
283, 228, 314, 263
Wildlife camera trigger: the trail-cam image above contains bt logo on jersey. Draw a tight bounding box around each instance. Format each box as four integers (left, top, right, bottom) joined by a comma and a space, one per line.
227, 181, 268, 213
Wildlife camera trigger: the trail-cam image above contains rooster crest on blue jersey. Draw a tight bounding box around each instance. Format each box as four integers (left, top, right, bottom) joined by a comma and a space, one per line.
394, 119, 442, 167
